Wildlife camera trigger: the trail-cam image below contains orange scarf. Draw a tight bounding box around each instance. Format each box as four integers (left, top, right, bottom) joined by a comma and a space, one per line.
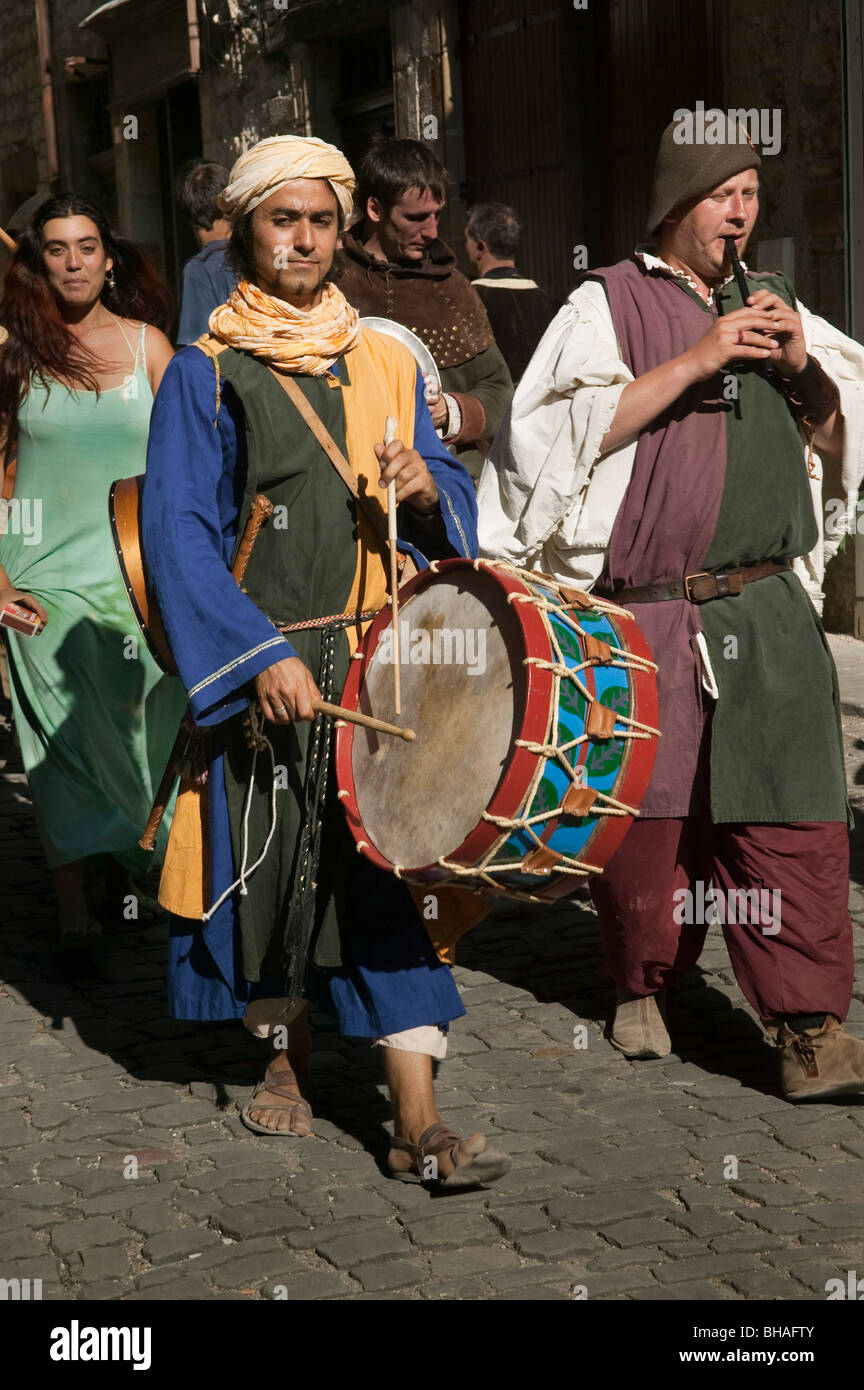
208, 278, 360, 375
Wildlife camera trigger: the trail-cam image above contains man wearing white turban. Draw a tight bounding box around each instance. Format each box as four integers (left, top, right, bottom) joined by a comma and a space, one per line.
142, 135, 510, 1187
218, 134, 358, 225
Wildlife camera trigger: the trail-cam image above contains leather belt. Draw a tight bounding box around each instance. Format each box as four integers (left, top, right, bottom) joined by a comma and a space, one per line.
604, 559, 792, 605
277, 608, 379, 634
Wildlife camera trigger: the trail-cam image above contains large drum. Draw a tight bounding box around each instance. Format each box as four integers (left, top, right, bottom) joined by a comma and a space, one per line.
335, 559, 660, 901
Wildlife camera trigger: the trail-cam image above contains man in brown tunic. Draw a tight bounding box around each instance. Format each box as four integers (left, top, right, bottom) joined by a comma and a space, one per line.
336, 139, 513, 481
479, 113, 864, 1101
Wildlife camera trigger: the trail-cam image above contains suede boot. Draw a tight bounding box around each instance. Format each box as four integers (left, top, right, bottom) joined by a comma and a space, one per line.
608, 989, 671, 1059
777, 1016, 864, 1102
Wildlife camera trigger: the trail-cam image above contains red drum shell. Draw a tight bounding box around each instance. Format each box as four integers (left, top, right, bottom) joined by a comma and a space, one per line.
335, 559, 658, 899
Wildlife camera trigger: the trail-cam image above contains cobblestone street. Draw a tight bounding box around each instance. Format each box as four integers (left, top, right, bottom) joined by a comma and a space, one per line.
2, 692, 864, 1302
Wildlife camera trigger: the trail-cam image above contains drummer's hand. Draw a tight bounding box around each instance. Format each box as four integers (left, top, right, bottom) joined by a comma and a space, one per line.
0, 584, 48, 627
375, 439, 439, 514
255, 657, 321, 724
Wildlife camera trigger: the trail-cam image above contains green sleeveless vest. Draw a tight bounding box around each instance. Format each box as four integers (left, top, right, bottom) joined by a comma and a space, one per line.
215, 348, 360, 983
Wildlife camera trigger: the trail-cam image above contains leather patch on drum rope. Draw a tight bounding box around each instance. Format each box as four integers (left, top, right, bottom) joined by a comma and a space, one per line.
586, 701, 617, 739
521, 845, 563, 876
562, 783, 599, 817
583, 634, 612, 664
558, 586, 596, 610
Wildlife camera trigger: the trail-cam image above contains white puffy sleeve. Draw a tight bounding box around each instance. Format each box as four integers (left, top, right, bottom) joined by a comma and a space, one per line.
476, 280, 637, 588
794, 305, 864, 607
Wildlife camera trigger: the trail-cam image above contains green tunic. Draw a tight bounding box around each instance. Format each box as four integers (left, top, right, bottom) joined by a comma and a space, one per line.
688, 273, 847, 823
215, 348, 360, 982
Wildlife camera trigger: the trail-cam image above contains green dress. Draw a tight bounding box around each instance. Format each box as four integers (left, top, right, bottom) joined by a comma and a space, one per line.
0, 322, 185, 869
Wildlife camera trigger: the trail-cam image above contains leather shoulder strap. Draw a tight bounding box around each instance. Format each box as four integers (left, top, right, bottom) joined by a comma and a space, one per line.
268, 366, 359, 498
265, 364, 420, 583
266, 365, 386, 540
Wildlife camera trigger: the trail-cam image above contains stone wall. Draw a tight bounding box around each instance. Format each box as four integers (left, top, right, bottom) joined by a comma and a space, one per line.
197, 1, 338, 165
50, 0, 111, 207
0, 0, 46, 222
0, 0, 109, 225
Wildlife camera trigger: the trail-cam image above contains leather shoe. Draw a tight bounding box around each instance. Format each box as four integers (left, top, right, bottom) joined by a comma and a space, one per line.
778, 1016, 864, 1102
607, 989, 671, 1059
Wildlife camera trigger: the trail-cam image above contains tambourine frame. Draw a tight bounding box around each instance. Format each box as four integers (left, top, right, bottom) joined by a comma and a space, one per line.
108, 475, 178, 676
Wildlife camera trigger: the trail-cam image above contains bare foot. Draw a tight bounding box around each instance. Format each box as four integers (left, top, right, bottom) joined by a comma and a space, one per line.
54, 861, 99, 939
57, 902, 100, 939
243, 1050, 313, 1136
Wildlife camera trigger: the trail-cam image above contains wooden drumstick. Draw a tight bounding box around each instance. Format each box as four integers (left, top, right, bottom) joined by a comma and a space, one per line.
384, 415, 401, 716
0, 226, 16, 252
312, 699, 415, 742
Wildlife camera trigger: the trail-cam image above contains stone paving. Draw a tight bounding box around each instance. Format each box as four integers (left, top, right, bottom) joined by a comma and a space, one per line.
1, 692, 864, 1302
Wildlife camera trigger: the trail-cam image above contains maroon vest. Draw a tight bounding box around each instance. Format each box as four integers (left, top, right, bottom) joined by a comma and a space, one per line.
589, 259, 727, 816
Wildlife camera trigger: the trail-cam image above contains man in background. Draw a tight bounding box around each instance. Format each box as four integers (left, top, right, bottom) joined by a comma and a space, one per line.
465, 202, 555, 384
337, 139, 512, 481
174, 159, 237, 345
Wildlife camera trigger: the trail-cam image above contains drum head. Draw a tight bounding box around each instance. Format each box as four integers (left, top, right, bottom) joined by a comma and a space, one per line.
351, 568, 527, 869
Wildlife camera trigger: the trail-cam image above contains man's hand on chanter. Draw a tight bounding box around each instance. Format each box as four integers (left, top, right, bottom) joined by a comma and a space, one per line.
375, 437, 439, 514
256, 657, 321, 724
687, 305, 780, 381
741, 288, 809, 377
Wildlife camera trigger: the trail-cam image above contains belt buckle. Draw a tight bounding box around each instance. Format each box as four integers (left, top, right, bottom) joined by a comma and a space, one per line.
683, 571, 717, 603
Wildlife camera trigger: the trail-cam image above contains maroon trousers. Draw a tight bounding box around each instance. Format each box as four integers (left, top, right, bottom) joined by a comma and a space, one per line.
590, 811, 853, 1021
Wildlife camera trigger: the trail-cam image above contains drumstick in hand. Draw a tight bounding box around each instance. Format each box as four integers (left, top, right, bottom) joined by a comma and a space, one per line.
385, 415, 402, 716
313, 698, 414, 742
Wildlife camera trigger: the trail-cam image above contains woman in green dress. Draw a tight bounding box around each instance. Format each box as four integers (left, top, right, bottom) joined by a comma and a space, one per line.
0, 194, 185, 940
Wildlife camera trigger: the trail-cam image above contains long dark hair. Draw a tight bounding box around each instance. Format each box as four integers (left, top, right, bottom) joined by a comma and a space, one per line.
0, 194, 173, 438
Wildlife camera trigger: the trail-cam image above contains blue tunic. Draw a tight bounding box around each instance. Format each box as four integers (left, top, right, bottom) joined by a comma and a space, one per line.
142, 344, 478, 1030
176, 241, 238, 345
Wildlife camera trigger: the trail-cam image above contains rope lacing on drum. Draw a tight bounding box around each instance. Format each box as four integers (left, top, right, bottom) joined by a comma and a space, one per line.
388, 559, 660, 896
356, 559, 660, 900
493, 563, 659, 741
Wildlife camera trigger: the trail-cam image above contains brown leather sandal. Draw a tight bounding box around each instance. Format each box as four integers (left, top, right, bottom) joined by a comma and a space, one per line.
239, 1064, 313, 1137
388, 1122, 511, 1188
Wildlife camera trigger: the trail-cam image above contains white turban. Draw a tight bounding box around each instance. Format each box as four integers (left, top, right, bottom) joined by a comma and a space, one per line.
218, 135, 356, 222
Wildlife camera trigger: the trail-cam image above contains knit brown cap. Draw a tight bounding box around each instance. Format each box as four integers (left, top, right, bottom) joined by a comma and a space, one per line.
646, 110, 762, 236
